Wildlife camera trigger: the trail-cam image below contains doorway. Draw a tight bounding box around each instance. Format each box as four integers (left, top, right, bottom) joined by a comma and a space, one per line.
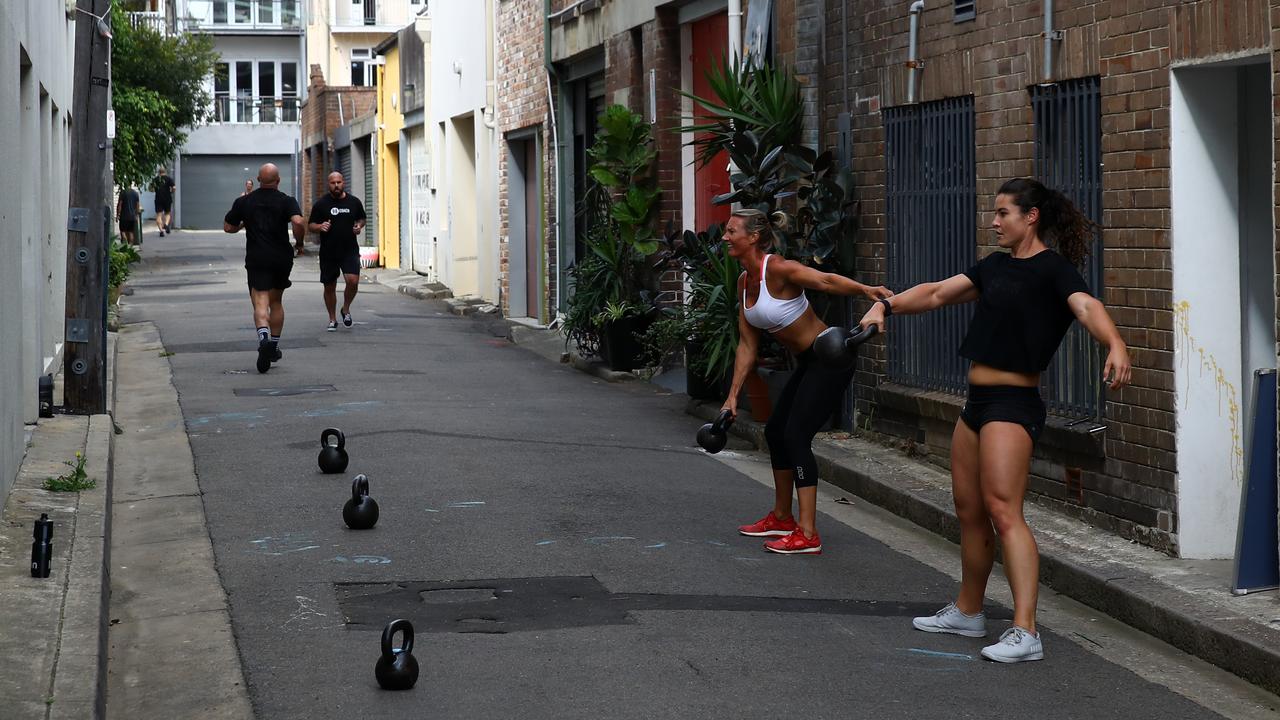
508, 133, 544, 322
1170, 58, 1275, 558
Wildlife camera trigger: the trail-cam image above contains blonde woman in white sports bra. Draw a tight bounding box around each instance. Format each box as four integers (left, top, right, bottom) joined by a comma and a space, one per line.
720, 209, 892, 555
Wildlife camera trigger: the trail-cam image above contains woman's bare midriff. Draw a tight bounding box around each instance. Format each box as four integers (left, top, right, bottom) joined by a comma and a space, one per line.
967, 362, 1039, 388
769, 310, 826, 354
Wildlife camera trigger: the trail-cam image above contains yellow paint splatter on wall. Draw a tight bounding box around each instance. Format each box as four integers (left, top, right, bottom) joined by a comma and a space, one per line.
1173, 300, 1243, 485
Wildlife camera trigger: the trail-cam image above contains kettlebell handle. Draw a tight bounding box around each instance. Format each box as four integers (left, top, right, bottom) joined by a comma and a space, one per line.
351, 474, 369, 502
381, 618, 414, 657
845, 323, 879, 349
713, 409, 734, 432
321, 427, 346, 450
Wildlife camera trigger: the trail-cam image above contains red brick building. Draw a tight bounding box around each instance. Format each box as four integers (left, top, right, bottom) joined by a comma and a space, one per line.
300, 65, 377, 213
819, 0, 1274, 559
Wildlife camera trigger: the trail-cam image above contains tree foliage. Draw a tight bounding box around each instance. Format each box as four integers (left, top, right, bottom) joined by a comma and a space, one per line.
109, 7, 217, 188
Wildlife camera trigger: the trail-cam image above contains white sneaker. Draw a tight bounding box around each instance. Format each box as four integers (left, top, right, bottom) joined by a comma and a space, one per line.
981, 626, 1044, 663
912, 602, 987, 637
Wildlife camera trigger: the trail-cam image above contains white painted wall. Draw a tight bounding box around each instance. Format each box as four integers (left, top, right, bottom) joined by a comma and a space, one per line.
1170, 67, 1247, 559
184, 122, 301, 155
0, 0, 76, 501
428, 0, 497, 303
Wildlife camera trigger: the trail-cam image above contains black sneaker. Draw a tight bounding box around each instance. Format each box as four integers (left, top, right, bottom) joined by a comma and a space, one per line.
341, 310, 353, 328
272, 345, 282, 362
256, 338, 272, 373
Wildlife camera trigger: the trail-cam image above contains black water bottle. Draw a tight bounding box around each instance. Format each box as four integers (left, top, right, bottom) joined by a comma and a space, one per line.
31, 514, 52, 578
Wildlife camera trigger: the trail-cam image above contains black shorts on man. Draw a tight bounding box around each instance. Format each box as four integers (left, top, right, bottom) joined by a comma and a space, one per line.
320, 251, 361, 284
118, 218, 136, 232
246, 263, 293, 292
309, 192, 367, 270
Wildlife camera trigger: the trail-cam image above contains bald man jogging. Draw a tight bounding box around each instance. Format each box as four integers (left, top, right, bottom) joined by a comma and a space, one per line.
307, 171, 367, 331
223, 164, 306, 373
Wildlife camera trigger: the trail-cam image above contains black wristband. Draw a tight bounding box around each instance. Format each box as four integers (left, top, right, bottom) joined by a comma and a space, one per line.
879, 298, 893, 317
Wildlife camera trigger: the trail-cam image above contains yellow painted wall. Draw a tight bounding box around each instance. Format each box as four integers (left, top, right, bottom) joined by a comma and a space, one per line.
376, 49, 404, 268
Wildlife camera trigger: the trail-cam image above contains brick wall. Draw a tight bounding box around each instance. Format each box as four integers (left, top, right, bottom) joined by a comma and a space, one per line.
300, 64, 377, 212
820, 0, 1274, 555
497, 0, 557, 320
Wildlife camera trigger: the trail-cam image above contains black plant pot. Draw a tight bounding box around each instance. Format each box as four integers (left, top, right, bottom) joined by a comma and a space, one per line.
684, 341, 729, 400
600, 314, 654, 372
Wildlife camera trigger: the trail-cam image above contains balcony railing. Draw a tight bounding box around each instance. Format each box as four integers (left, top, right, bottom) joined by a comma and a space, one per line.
127, 11, 168, 34
182, 0, 302, 31
212, 96, 300, 124
332, 0, 399, 29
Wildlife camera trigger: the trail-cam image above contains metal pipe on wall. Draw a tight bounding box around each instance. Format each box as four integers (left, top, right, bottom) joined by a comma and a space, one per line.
1043, 0, 1059, 83
906, 0, 924, 104
728, 0, 743, 62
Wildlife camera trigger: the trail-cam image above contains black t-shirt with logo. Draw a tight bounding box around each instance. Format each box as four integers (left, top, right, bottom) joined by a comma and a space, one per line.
958, 249, 1090, 373
224, 188, 302, 268
308, 193, 367, 258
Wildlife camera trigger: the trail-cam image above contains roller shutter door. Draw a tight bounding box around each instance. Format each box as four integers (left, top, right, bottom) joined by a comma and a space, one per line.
178, 154, 294, 229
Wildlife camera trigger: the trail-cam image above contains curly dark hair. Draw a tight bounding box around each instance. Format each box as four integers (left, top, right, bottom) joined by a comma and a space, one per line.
997, 178, 1098, 268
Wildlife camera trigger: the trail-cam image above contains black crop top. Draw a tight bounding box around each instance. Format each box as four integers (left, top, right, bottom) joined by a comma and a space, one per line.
958, 249, 1090, 373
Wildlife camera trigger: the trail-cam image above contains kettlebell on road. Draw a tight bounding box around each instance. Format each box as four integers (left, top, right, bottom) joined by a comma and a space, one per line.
343, 474, 379, 530
375, 619, 419, 690
318, 427, 349, 474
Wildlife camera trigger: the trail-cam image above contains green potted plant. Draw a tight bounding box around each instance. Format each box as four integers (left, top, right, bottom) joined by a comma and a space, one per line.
562, 105, 663, 371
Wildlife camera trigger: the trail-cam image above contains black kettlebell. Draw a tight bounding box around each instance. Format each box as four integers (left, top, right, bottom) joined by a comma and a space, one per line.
696, 409, 735, 454
812, 323, 880, 369
375, 619, 419, 691
318, 427, 349, 474
343, 474, 379, 530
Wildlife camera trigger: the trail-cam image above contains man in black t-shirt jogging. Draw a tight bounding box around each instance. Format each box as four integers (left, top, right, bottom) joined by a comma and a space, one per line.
307, 171, 367, 332
153, 167, 176, 236
224, 164, 306, 373
116, 186, 141, 246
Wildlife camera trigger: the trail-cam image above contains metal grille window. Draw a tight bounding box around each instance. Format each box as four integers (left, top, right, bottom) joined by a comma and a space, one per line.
884, 96, 977, 396
954, 0, 975, 22
1031, 77, 1103, 419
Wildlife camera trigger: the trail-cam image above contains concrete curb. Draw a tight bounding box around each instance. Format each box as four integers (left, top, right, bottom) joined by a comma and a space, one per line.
687, 400, 1280, 697
0, 334, 117, 719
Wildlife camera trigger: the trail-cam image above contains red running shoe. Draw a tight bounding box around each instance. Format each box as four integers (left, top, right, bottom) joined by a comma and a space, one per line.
738, 512, 798, 537
763, 529, 822, 555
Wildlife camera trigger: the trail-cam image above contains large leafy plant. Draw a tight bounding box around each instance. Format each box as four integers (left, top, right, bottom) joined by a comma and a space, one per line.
563, 105, 663, 357
678, 58, 860, 270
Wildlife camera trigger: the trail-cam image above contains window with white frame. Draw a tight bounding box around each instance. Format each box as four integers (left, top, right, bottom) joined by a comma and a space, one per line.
212, 60, 300, 123
350, 48, 377, 87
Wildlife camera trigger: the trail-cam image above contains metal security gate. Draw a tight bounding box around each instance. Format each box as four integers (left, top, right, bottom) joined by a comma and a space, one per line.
884, 97, 977, 395
360, 137, 376, 254
336, 147, 353, 188
1032, 77, 1103, 419
179, 154, 293, 229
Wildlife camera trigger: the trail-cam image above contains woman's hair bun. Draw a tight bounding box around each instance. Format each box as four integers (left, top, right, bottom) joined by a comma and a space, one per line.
770, 211, 789, 229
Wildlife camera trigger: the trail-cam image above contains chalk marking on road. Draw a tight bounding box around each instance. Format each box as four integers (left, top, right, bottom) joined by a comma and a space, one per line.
283, 595, 327, 628
585, 536, 637, 544
536, 540, 556, 546
705, 540, 728, 547
424, 508, 440, 513
645, 543, 666, 549
906, 648, 974, 661
447, 501, 486, 507
301, 401, 384, 418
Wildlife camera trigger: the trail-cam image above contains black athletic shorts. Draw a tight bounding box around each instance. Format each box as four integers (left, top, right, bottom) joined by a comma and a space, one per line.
320, 251, 361, 284
118, 218, 136, 232
959, 385, 1046, 442
246, 263, 293, 291
155, 199, 172, 213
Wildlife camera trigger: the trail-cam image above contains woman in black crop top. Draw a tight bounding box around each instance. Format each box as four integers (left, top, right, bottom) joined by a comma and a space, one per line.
858, 178, 1131, 663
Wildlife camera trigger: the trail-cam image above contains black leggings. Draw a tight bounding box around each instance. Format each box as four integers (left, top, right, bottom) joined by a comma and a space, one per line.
764, 349, 855, 488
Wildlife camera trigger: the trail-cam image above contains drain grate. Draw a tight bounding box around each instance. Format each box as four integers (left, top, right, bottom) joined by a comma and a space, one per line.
233, 385, 336, 397
336, 576, 985, 635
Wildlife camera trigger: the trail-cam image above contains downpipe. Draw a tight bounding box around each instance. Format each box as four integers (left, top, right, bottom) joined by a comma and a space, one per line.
906, 0, 924, 104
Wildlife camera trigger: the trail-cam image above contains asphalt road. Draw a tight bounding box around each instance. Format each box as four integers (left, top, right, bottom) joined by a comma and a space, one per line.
118, 229, 1253, 719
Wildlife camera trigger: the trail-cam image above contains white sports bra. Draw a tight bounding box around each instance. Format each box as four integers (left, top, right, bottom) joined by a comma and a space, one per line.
743, 254, 810, 332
